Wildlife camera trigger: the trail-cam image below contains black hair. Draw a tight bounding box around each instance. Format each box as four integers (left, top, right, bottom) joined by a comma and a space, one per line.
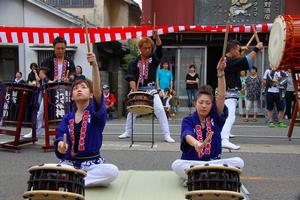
196, 85, 214, 101
226, 40, 241, 53
189, 64, 196, 69
16, 71, 22, 76
30, 62, 38, 70
251, 66, 257, 72
53, 36, 67, 46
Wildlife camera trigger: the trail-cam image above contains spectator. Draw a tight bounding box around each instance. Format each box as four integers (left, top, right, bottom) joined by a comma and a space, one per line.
161, 88, 172, 119
245, 66, 261, 122
75, 65, 86, 81
69, 73, 76, 83
27, 63, 40, 87
263, 67, 287, 128
103, 84, 116, 120
186, 64, 199, 115
169, 89, 180, 118
156, 61, 173, 95
238, 70, 247, 117
14, 72, 25, 84
284, 69, 295, 119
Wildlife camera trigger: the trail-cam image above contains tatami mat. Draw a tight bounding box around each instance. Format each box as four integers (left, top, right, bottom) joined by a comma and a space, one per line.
86, 170, 186, 200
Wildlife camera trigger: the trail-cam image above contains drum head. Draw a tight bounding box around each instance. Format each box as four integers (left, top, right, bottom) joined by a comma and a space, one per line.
186, 190, 244, 200
268, 15, 287, 68
28, 163, 87, 177
127, 105, 153, 115
23, 190, 84, 200
185, 164, 242, 174
127, 91, 153, 98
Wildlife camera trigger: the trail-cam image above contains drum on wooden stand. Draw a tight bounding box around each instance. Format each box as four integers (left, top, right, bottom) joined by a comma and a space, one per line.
185, 164, 244, 200
127, 91, 153, 115
269, 15, 300, 69
23, 163, 86, 200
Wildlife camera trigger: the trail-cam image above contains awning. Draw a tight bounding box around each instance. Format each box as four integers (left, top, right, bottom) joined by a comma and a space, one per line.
0, 24, 272, 45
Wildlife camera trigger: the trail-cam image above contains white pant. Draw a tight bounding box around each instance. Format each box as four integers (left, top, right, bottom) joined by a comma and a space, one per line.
171, 157, 244, 179
36, 98, 44, 131
221, 98, 237, 140
245, 99, 258, 113
60, 160, 119, 187
124, 93, 171, 137
238, 98, 245, 115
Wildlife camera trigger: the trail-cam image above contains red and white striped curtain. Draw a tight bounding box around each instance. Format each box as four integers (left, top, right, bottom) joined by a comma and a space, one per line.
0, 24, 272, 44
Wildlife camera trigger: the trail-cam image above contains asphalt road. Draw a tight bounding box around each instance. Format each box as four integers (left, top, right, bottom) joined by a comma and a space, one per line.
1, 116, 300, 200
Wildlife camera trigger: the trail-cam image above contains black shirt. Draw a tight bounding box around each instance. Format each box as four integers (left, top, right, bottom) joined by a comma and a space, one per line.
186, 73, 199, 90
27, 71, 37, 82
126, 45, 162, 87
225, 56, 250, 90
41, 55, 75, 81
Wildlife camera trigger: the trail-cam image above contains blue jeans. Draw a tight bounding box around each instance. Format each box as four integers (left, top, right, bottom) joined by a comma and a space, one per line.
186, 88, 197, 107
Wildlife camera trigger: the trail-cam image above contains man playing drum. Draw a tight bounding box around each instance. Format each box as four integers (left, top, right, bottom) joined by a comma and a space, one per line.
221, 40, 263, 150
118, 31, 175, 143
172, 57, 244, 180
23, 37, 75, 138
55, 52, 119, 187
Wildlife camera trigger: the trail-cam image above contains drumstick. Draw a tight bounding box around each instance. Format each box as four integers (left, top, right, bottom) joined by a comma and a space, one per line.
83, 15, 91, 52
202, 131, 214, 146
153, 12, 156, 39
66, 70, 69, 79
241, 34, 255, 55
252, 24, 260, 43
63, 133, 67, 149
222, 24, 230, 58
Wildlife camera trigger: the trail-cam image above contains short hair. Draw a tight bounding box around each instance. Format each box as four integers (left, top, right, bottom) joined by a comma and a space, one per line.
196, 85, 214, 101
137, 37, 154, 50
16, 71, 22, 76
251, 66, 257, 72
53, 36, 67, 47
70, 79, 93, 98
76, 65, 83, 74
226, 40, 241, 53
30, 62, 38, 70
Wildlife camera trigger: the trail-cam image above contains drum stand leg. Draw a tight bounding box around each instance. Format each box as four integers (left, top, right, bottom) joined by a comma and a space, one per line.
151, 111, 154, 148
129, 112, 155, 148
130, 113, 134, 148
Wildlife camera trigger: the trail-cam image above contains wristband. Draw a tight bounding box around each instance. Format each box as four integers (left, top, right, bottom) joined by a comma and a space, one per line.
252, 47, 260, 53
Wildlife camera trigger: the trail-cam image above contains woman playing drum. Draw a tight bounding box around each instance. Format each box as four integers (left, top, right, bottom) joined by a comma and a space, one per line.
55, 52, 119, 187
172, 57, 244, 179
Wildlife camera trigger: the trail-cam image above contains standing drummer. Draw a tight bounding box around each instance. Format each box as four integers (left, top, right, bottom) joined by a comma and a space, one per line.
221, 40, 263, 150
118, 30, 175, 143
23, 36, 75, 139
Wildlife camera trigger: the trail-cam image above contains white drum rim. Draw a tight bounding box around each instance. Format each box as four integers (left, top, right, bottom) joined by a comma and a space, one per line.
28, 163, 87, 176
268, 15, 287, 68
23, 190, 85, 200
185, 164, 242, 174
186, 190, 244, 199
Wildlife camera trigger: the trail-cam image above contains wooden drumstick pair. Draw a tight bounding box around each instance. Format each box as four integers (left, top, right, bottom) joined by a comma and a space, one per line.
241, 25, 260, 55
62, 133, 67, 149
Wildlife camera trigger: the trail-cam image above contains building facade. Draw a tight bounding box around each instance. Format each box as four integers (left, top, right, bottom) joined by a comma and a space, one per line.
142, 0, 300, 111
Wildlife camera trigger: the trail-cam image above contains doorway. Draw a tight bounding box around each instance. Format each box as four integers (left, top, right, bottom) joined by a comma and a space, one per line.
0, 46, 18, 81
207, 46, 222, 90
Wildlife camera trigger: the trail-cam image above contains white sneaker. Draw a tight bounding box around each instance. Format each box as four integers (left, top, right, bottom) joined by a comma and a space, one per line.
229, 134, 235, 138
222, 139, 240, 150
164, 136, 175, 143
23, 129, 43, 139
118, 132, 130, 139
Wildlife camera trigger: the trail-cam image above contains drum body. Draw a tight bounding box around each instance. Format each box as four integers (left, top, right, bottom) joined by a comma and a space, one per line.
44, 82, 72, 126
1, 83, 38, 126
185, 164, 244, 200
269, 15, 300, 69
127, 91, 154, 115
23, 163, 86, 200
